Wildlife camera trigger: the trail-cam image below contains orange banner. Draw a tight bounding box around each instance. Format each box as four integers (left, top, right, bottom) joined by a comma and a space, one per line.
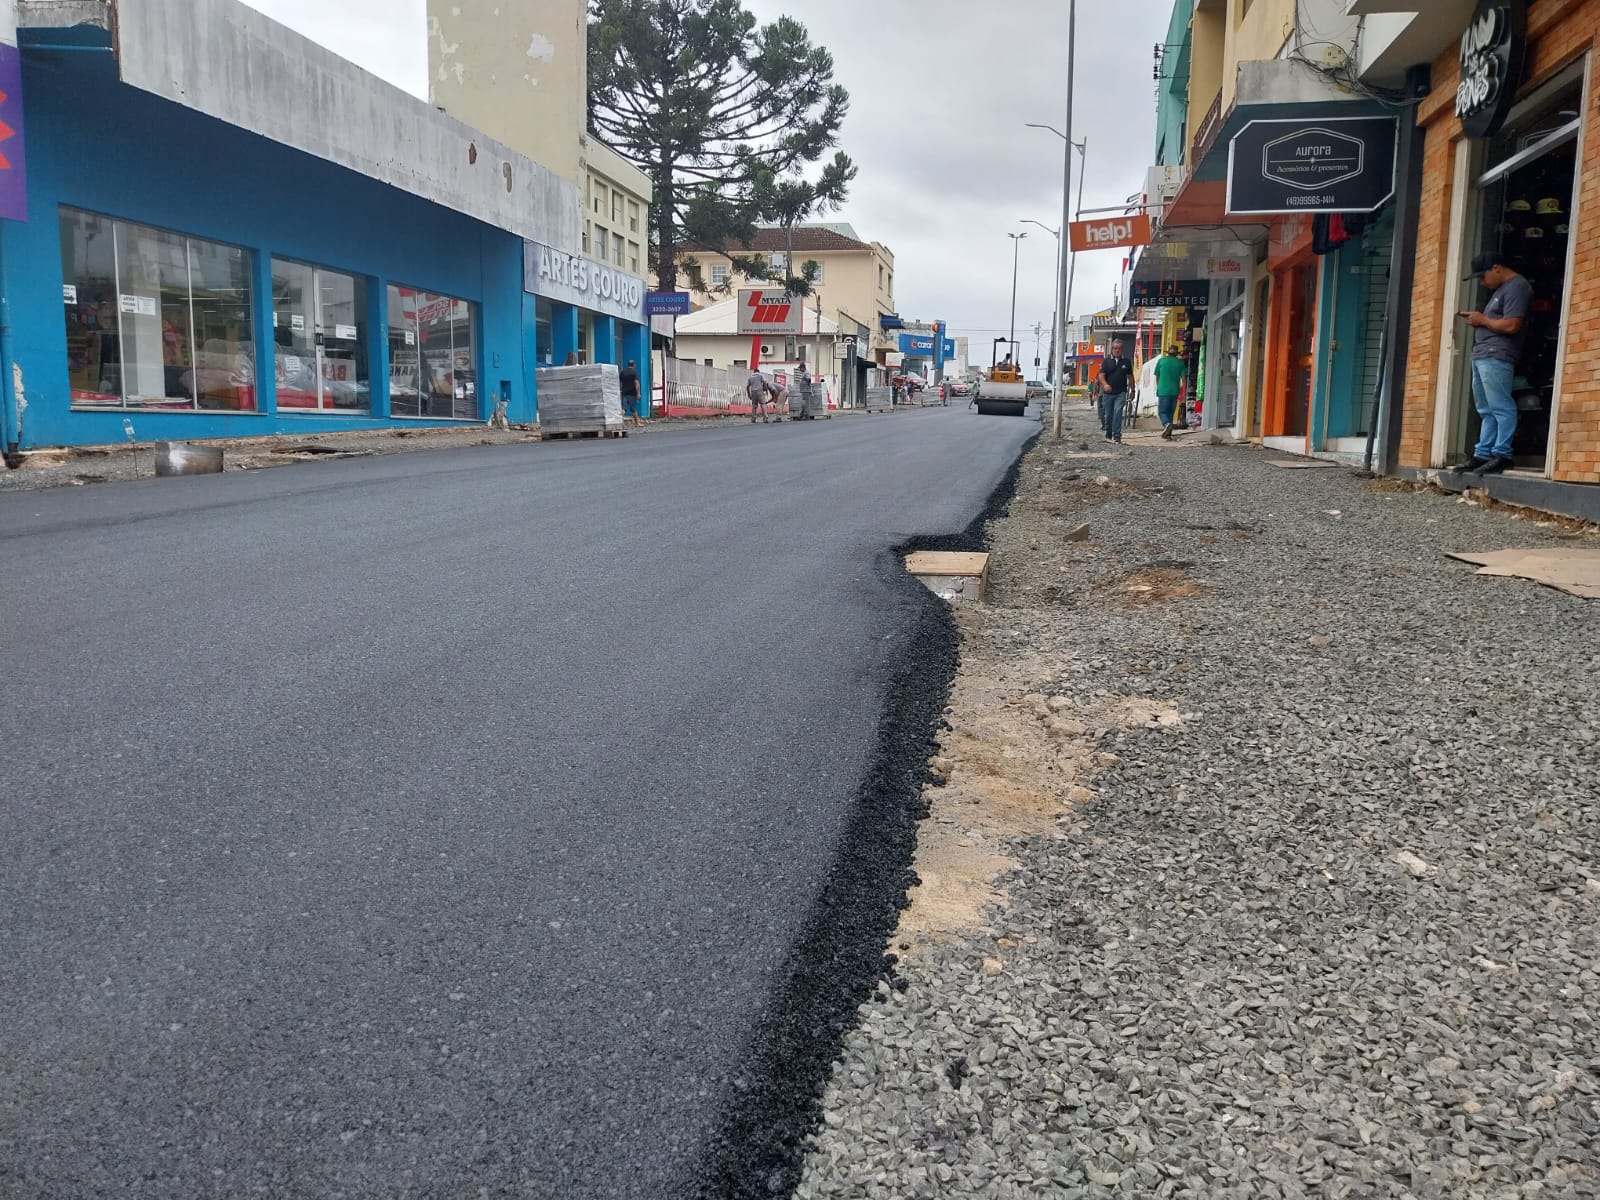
1068, 214, 1152, 253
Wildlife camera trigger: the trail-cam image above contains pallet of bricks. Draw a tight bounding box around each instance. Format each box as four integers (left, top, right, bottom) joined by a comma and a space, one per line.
538, 364, 627, 439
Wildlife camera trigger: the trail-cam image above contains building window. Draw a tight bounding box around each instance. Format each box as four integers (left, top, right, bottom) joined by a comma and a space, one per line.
615, 238, 625, 267
60, 206, 256, 410
596, 228, 609, 259
811, 261, 825, 284
769, 251, 786, 272
593, 186, 604, 214
711, 264, 729, 286
612, 194, 623, 224
583, 227, 590, 253
630, 252, 640, 274
879, 264, 885, 288
629, 202, 640, 233
387, 284, 477, 419
272, 259, 371, 412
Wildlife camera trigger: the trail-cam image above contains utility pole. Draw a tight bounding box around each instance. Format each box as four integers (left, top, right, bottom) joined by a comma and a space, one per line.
1007, 232, 1028, 347
1032, 321, 1044, 372
1052, 1, 1077, 440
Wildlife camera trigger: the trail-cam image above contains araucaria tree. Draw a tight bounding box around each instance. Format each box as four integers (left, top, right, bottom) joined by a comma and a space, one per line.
587, 0, 853, 292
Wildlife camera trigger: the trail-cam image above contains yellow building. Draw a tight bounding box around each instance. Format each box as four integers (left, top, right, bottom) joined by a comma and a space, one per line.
581, 138, 651, 280
681, 225, 897, 362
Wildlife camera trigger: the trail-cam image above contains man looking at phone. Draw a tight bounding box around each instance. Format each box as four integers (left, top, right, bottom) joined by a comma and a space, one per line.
1460, 253, 1533, 475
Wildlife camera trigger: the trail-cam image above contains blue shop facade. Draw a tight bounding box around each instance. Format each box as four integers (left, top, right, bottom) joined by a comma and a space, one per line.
1, 4, 648, 453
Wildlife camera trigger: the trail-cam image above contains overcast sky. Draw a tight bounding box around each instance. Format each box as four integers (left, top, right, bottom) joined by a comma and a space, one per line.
242, 0, 1169, 367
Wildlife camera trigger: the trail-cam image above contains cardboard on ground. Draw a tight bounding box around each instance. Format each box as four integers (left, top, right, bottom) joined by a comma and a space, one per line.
1446, 548, 1600, 600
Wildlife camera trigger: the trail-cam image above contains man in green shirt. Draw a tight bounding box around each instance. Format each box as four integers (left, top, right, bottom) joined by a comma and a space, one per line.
1153, 347, 1187, 440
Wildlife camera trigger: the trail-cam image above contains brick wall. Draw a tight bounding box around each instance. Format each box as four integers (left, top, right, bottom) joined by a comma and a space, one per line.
1401, 0, 1600, 481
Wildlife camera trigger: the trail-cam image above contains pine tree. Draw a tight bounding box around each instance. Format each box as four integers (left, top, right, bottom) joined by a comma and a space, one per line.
587, 0, 853, 292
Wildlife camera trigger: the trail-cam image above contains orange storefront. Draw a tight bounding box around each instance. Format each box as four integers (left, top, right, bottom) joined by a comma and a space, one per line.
1259, 215, 1319, 444
1399, 0, 1600, 483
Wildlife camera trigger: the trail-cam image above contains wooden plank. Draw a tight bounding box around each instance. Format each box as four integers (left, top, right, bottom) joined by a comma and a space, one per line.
905, 551, 990, 578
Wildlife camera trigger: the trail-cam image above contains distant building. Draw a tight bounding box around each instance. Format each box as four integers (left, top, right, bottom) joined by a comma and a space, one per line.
679, 224, 896, 363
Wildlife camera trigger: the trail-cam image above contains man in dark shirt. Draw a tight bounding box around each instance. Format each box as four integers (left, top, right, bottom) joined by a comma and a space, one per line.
1096, 339, 1136, 444
1460, 254, 1533, 474
618, 359, 642, 427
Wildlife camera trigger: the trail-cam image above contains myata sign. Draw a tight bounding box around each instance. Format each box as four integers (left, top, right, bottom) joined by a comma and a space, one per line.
1456, 0, 1526, 139
1226, 117, 1398, 216
737, 288, 804, 335
1069, 214, 1152, 253
523, 239, 647, 322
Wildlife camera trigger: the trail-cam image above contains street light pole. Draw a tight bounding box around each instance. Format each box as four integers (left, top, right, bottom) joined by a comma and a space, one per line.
1020, 218, 1062, 385
1006, 231, 1027, 347
1048, 0, 1077, 439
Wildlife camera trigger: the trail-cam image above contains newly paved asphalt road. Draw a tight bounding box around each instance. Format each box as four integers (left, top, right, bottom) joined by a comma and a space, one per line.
0, 406, 1033, 1199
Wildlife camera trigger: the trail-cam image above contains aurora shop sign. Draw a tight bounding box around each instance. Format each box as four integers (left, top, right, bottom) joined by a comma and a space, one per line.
1226, 116, 1398, 216
1456, 0, 1527, 140
522, 240, 647, 321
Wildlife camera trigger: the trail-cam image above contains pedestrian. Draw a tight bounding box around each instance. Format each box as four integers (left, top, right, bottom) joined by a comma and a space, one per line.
1154, 345, 1187, 440
1460, 253, 1533, 474
618, 358, 642, 427
746, 366, 773, 424
1096, 338, 1136, 444
795, 360, 812, 420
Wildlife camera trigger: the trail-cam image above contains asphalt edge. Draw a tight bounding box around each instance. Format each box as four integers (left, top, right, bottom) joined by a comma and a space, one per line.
685, 428, 1043, 1199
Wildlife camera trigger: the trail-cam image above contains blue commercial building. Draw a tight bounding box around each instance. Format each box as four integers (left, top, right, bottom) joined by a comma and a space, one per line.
2, 0, 649, 453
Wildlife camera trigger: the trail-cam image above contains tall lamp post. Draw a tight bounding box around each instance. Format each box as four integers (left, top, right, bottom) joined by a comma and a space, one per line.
1006, 231, 1028, 348
1021, 218, 1061, 383
1026, 0, 1079, 439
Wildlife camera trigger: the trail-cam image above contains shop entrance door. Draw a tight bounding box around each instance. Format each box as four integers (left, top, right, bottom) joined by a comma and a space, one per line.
1249, 277, 1269, 438
1454, 71, 1582, 470
1284, 264, 1317, 438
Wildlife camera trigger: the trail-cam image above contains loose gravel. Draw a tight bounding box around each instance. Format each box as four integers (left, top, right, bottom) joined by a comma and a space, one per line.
796, 411, 1600, 1199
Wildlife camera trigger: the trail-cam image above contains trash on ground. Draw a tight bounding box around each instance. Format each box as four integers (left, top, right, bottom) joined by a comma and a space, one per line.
1446, 547, 1600, 600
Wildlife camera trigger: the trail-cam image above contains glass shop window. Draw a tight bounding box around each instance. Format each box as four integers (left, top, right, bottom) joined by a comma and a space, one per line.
387, 284, 478, 419
271, 259, 371, 412
60, 207, 255, 410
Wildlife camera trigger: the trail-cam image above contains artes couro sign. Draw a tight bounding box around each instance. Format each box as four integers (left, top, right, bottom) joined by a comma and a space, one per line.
1226, 116, 1399, 216
1456, 0, 1527, 139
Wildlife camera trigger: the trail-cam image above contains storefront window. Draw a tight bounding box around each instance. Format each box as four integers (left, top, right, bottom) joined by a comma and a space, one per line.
387, 284, 477, 419
1462, 73, 1583, 465
59, 207, 255, 411
272, 259, 371, 412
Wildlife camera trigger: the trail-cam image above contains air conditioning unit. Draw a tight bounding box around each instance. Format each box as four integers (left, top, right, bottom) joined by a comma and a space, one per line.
760, 343, 773, 357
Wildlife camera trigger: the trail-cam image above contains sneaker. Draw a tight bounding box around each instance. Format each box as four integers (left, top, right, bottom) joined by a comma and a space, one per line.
1477, 456, 1512, 475
1161, 423, 1174, 440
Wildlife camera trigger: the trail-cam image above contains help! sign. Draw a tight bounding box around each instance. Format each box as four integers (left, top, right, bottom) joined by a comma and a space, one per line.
737, 288, 804, 335
1068, 214, 1152, 253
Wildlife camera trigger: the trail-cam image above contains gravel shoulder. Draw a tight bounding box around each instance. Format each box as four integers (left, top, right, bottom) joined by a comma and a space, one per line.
797, 408, 1600, 1198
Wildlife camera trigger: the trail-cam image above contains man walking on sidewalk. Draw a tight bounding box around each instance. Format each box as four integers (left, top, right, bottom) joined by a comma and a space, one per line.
618, 359, 643, 428
1461, 253, 1533, 475
1096, 339, 1135, 444
1154, 346, 1186, 440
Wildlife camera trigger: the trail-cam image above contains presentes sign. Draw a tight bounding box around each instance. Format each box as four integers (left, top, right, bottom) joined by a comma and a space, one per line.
1069, 214, 1152, 253
1226, 117, 1398, 216
1130, 279, 1210, 310
1457, 0, 1526, 139
523, 239, 647, 321
737, 289, 804, 335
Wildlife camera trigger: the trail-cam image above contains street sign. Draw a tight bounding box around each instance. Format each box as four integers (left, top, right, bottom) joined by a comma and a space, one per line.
1130, 279, 1210, 310
1069, 214, 1152, 253
1226, 116, 1398, 216
0, 43, 28, 222
645, 290, 691, 316
736, 288, 803, 335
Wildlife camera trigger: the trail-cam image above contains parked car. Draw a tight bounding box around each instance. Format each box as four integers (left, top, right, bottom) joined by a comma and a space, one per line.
947, 379, 973, 397
1025, 379, 1051, 399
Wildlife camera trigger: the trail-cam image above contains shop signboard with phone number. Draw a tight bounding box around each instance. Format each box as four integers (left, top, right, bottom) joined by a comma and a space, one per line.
1226, 116, 1398, 216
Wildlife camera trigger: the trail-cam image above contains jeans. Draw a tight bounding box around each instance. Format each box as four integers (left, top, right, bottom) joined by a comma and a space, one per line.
1100, 391, 1126, 440
1470, 357, 1518, 460
1158, 393, 1179, 428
